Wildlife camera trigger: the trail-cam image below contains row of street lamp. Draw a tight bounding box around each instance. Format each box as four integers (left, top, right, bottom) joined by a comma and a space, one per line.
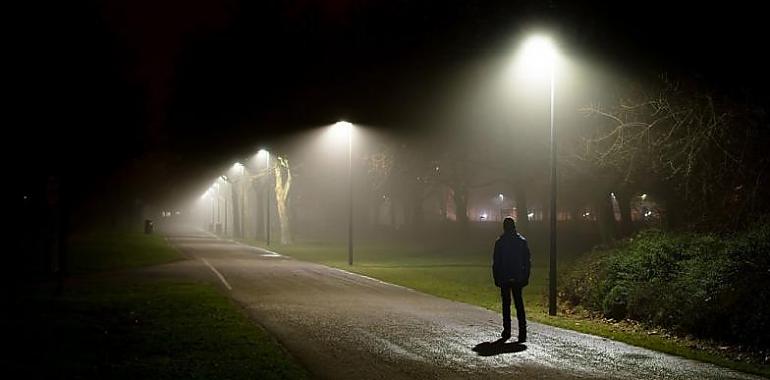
199, 34, 560, 315
200, 121, 356, 263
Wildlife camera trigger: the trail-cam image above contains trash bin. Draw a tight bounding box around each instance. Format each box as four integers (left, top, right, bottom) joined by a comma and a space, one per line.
144, 219, 154, 234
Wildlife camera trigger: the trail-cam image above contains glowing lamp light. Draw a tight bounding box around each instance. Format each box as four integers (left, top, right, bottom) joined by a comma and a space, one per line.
331, 121, 353, 140
520, 35, 557, 73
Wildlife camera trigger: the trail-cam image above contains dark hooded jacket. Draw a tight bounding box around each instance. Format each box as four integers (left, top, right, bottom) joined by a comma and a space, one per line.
492, 232, 531, 287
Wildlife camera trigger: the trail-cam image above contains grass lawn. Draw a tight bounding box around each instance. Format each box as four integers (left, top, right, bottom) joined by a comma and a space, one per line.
3, 232, 308, 379
6, 281, 308, 379
242, 237, 770, 377
68, 232, 183, 274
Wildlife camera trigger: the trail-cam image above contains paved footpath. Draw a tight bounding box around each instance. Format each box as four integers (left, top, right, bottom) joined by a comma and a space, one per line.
149, 224, 762, 379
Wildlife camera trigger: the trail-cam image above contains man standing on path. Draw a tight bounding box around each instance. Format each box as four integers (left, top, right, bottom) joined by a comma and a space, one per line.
493, 216, 531, 342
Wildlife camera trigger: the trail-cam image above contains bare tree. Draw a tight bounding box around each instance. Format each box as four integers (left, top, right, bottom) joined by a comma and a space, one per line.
575, 76, 769, 230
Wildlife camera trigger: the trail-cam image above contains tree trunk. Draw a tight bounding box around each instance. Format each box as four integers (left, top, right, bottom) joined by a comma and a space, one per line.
274, 157, 293, 245
389, 197, 397, 228
595, 192, 617, 243
453, 184, 469, 227
370, 195, 380, 227
616, 190, 633, 237
406, 183, 423, 230
515, 186, 529, 232
439, 187, 448, 220
230, 184, 241, 238
253, 186, 263, 239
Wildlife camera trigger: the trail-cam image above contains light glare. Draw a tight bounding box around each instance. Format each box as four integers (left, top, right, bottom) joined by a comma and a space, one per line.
508, 33, 559, 84
331, 121, 353, 138
520, 35, 556, 71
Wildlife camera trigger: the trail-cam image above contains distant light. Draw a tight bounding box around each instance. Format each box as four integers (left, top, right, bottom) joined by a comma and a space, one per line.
256, 149, 270, 160
641, 193, 648, 200
610, 192, 616, 198
175, 211, 181, 215
498, 193, 504, 201
480, 213, 488, 220
528, 212, 535, 218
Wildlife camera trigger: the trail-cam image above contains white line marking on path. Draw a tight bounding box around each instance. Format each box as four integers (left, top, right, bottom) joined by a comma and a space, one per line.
201, 257, 233, 290
195, 228, 285, 258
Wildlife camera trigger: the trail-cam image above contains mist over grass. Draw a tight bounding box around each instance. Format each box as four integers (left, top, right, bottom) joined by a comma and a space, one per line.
245, 222, 600, 313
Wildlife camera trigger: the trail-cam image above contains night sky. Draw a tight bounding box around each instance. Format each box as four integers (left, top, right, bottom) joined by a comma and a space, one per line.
12, 0, 769, 214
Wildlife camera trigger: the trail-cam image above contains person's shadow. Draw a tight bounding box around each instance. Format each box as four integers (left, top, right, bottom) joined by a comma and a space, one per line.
472, 338, 527, 356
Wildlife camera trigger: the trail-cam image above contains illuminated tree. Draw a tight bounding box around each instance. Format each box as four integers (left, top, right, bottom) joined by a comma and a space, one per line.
273, 156, 293, 244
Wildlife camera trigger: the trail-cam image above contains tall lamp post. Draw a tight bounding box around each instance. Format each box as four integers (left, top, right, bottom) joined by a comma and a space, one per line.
332, 121, 354, 266
519, 35, 559, 316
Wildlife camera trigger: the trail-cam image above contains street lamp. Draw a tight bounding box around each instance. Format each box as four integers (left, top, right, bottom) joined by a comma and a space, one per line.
332, 121, 354, 266
519, 34, 559, 316
256, 149, 271, 246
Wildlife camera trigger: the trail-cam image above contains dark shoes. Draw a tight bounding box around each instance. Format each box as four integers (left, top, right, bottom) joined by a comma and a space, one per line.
501, 327, 526, 342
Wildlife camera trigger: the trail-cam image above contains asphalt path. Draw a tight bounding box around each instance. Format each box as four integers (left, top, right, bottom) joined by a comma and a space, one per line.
152, 224, 761, 380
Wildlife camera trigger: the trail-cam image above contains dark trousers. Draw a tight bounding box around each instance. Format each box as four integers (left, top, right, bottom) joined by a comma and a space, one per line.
500, 282, 526, 333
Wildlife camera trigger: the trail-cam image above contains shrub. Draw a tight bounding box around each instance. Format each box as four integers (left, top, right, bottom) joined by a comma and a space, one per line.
560, 224, 770, 348
602, 283, 630, 319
